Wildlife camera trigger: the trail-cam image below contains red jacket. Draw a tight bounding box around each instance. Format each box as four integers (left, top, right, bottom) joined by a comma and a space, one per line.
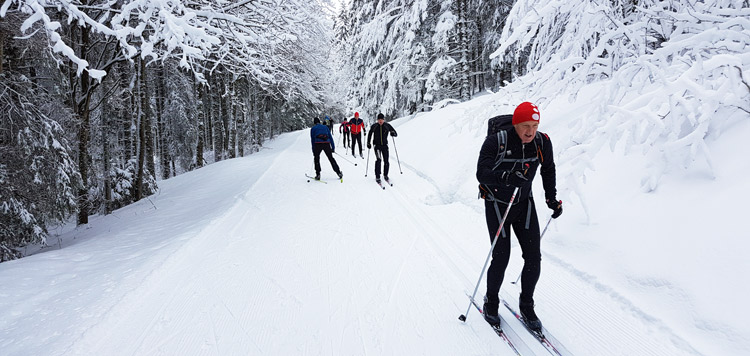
340, 121, 351, 133
350, 118, 365, 134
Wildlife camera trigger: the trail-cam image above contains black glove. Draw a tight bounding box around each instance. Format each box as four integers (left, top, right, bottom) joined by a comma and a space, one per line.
500, 170, 528, 188
546, 199, 563, 219
391, 131, 398, 137
367, 143, 372, 149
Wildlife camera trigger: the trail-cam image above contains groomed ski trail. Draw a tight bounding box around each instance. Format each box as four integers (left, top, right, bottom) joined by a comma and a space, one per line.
48, 128, 705, 355
62, 131, 507, 355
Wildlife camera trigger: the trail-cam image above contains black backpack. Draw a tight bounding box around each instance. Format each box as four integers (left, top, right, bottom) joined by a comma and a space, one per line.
487, 114, 514, 137
485, 114, 544, 168
486, 114, 515, 171
479, 114, 545, 200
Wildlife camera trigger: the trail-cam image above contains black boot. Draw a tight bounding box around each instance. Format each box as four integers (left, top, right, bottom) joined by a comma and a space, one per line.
315, 173, 320, 181
519, 301, 542, 332
337, 171, 343, 179
483, 296, 501, 326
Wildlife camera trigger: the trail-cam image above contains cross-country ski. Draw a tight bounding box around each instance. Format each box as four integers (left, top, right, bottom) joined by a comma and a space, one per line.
502, 299, 573, 356
305, 173, 327, 184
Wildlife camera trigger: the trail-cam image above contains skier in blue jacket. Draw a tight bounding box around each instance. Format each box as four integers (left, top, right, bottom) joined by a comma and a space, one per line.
311, 117, 343, 181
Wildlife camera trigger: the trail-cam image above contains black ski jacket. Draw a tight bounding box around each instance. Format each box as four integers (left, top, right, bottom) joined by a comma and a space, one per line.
476, 127, 557, 204
368, 122, 397, 146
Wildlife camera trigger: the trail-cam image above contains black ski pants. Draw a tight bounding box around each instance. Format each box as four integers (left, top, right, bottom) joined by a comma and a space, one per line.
374, 144, 390, 179
484, 197, 541, 304
351, 133, 363, 156
313, 143, 341, 175
342, 132, 351, 149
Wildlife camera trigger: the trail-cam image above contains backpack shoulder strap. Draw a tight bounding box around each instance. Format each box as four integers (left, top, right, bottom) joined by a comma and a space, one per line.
534, 131, 547, 162
492, 130, 508, 170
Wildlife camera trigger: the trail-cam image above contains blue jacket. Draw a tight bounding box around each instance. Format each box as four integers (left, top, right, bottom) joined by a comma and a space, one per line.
311, 124, 335, 151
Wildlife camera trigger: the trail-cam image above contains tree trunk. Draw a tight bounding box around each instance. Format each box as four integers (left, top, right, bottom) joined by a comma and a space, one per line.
227, 79, 236, 159
203, 76, 214, 152
238, 110, 245, 157
197, 82, 207, 168
157, 64, 170, 179
121, 63, 133, 161
213, 73, 225, 162
103, 112, 112, 214
136, 58, 147, 200
143, 62, 155, 180
196, 122, 204, 168
0, 30, 4, 74
458, 0, 471, 101
474, 9, 485, 93
76, 27, 92, 225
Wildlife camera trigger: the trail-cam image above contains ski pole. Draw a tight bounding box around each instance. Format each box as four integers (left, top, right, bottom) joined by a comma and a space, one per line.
334, 151, 358, 166
391, 135, 403, 174
459, 187, 520, 323
511, 214, 553, 285
365, 147, 371, 177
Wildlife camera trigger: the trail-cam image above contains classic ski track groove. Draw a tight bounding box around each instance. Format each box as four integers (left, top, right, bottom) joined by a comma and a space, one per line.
387, 139, 702, 355
387, 184, 551, 355
59, 130, 706, 356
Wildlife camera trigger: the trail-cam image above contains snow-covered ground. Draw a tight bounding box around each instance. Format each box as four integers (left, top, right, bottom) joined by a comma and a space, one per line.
1, 91, 748, 355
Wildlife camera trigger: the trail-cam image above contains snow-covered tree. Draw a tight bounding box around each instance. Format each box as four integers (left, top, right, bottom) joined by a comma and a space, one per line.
0, 0, 336, 259
0, 77, 81, 261
340, 0, 502, 116
343, 0, 437, 118
492, 0, 750, 211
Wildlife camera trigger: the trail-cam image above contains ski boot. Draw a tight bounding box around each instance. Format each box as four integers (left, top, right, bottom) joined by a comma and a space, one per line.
483, 296, 501, 326
519, 301, 543, 332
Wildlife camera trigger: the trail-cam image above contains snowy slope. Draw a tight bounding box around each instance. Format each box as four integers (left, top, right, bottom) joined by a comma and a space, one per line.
1, 92, 749, 355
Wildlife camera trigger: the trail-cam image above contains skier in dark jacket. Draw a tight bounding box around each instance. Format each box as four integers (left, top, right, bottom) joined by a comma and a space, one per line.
311, 117, 343, 181
475, 102, 562, 330
324, 115, 335, 136
339, 118, 351, 149
367, 113, 397, 184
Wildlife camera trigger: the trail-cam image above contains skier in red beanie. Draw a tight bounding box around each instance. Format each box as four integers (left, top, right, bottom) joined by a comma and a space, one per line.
475, 102, 562, 330
349, 112, 366, 158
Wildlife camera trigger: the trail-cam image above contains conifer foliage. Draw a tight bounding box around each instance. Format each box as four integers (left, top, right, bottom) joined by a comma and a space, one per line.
0, 77, 80, 261
336, 0, 518, 118
0, 0, 334, 260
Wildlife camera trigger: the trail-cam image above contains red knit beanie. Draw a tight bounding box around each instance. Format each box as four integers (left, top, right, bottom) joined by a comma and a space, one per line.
512, 102, 540, 125
354, 112, 359, 118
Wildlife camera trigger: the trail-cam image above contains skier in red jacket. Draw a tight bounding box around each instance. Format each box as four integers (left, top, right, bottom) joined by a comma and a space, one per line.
349, 112, 366, 158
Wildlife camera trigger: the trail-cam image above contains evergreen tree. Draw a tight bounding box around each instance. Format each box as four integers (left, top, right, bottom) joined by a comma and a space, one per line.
0, 77, 80, 261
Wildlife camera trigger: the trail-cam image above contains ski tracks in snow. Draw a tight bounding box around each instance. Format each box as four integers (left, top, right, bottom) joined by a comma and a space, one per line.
64, 129, 709, 356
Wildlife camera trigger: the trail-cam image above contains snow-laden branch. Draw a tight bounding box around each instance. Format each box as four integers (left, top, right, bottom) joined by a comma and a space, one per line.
493, 0, 750, 215
1, 0, 329, 99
